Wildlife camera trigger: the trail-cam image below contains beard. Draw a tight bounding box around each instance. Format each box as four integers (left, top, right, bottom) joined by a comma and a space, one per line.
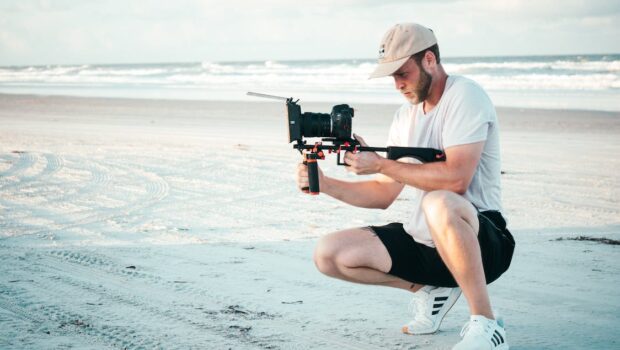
412, 66, 432, 104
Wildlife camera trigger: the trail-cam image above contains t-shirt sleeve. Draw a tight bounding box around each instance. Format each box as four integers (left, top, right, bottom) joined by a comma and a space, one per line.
442, 81, 495, 148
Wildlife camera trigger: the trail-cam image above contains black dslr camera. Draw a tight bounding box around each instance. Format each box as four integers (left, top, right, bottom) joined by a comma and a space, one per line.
247, 92, 446, 195
286, 101, 354, 142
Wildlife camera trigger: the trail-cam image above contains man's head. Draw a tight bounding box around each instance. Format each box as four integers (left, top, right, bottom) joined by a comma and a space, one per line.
370, 23, 442, 104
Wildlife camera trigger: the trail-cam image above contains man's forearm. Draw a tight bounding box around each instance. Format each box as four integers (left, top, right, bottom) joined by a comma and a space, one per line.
378, 158, 466, 194
321, 176, 395, 209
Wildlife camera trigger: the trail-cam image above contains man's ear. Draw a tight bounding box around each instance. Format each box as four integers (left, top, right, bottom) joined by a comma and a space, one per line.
424, 51, 436, 69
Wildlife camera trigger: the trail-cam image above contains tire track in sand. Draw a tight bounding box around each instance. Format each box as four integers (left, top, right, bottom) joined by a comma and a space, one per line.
39, 248, 385, 350
0, 250, 287, 350
0, 282, 166, 350
2, 158, 170, 242
0, 151, 36, 180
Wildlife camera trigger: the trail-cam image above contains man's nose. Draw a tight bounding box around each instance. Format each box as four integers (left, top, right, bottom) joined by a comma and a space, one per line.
393, 77, 404, 90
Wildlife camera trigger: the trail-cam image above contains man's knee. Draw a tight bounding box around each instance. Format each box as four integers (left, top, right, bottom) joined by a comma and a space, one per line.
422, 190, 478, 235
313, 228, 384, 276
422, 190, 459, 223
313, 233, 340, 276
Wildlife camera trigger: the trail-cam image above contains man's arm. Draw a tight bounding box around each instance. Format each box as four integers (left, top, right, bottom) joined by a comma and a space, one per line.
296, 163, 404, 209
345, 140, 485, 195
321, 174, 405, 209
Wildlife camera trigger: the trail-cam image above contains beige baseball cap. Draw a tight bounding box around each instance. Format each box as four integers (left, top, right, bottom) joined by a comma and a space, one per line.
369, 23, 437, 79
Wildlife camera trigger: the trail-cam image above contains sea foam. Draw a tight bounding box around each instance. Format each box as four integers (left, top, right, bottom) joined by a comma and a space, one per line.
1, 54, 618, 111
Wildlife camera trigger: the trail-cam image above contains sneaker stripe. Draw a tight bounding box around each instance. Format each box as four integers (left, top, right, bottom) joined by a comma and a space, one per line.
491, 337, 497, 346
433, 303, 444, 309
431, 310, 439, 315
495, 330, 504, 344
492, 332, 500, 345
435, 296, 448, 301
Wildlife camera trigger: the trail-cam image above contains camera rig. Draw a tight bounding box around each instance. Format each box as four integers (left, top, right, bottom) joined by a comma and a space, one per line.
247, 92, 446, 194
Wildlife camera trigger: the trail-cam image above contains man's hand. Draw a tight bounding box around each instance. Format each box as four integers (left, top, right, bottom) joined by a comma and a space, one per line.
343, 134, 384, 175
296, 161, 326, 192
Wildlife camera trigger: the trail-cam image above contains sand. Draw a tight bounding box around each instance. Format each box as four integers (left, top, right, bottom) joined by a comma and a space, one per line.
0, 93, 619, 349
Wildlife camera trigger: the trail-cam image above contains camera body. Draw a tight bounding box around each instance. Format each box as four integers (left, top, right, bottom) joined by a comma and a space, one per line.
286, 99, 354, 143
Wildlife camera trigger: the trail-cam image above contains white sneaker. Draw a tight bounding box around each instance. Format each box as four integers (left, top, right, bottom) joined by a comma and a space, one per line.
402, 286, 462, 335
452, 315, 509, 350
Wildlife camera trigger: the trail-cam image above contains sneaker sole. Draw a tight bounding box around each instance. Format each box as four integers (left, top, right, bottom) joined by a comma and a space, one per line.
402, 288, 462, 335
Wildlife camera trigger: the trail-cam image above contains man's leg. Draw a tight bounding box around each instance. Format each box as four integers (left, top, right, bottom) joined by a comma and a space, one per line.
314, 225, 462, 336
313, 227, 423, 292
422, 190, 493, 319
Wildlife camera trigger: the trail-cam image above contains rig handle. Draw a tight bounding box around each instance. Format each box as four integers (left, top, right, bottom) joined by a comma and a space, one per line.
303, 154, 321, 195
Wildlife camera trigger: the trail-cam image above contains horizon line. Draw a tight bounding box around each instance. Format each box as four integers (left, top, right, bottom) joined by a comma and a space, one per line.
1, 52, 619, 69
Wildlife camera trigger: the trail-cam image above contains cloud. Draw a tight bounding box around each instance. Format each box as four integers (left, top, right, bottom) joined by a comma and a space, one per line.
0, 0, 619, 65
486, 0, 620, 18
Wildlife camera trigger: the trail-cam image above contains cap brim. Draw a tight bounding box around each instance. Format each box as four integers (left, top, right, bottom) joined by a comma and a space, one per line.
368, 56, 410, 79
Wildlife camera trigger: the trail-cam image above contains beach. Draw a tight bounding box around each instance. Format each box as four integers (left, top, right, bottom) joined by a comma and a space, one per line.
1, 93, 619, 349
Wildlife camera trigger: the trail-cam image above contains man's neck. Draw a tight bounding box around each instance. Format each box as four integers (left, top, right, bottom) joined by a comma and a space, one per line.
423, 68, 449, 114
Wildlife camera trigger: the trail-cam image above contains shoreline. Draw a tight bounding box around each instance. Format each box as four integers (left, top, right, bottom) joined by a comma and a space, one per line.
2, 91, 620, 116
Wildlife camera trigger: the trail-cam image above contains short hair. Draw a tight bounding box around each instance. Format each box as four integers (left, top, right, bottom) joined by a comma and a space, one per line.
411, 44, 441, 65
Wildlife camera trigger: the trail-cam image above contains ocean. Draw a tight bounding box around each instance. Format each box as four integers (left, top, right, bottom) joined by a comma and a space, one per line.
1, 54, 618, 111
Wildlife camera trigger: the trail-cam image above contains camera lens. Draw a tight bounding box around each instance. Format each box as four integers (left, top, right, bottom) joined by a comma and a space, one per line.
301, 112, 332, 138
299, 104, 353, 140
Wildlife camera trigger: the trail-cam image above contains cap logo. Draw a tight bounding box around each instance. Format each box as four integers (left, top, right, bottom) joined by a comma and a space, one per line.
378, 46, 385, 59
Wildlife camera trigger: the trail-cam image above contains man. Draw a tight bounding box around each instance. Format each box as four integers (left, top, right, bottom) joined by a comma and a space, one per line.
296, 23, 515, 349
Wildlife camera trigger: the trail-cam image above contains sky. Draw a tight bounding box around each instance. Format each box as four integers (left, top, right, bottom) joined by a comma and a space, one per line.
1, 0, 619, 66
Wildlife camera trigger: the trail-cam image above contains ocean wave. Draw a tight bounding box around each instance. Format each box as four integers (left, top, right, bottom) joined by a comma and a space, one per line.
1, 55, 619, 109
471, 73, 618, 90
2, 69, 616, 92
263, 60, 288, 69
444, 60, 620, 74
200, 61, 236, 73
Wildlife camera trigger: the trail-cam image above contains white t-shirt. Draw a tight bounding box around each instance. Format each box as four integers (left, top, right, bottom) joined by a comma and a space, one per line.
386, 75, 502, 247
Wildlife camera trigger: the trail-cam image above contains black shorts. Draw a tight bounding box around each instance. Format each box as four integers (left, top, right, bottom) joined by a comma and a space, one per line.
370, 211, 515, 288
